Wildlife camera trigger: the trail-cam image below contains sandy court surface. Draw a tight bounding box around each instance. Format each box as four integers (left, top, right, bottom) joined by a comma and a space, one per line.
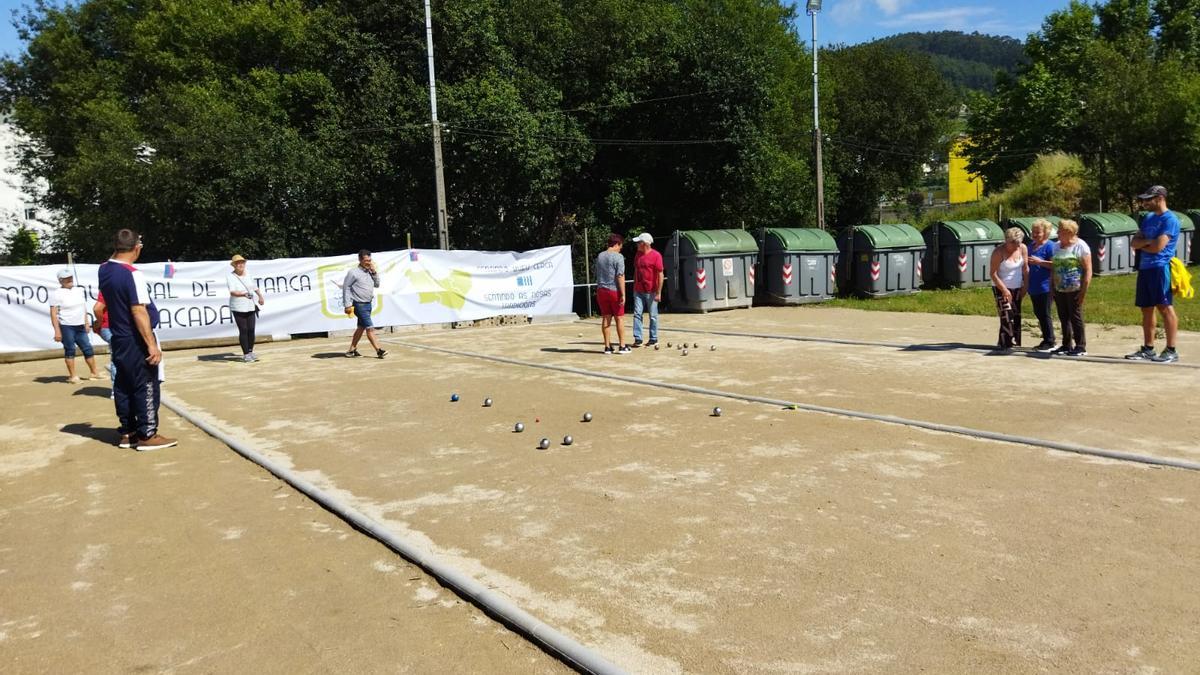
101, 307, 1200, 673
0, 361, 563, 673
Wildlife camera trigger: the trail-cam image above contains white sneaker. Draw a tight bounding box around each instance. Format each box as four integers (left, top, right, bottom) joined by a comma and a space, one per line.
617, 345, 632, 354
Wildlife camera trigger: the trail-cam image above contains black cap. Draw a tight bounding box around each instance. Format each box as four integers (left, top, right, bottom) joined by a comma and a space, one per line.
1137, 185, 1168, 200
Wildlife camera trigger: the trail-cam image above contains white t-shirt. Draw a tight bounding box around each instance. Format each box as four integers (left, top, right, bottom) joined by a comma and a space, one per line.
226, 272, 258, 313
51, 286, 88, 325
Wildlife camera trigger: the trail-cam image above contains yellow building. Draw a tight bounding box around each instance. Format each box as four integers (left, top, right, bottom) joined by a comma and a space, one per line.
948, 138, 984, 204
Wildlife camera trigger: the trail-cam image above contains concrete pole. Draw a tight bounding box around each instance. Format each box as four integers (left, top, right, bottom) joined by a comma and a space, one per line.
424, 0, 450, 250
810, 9, 826, 231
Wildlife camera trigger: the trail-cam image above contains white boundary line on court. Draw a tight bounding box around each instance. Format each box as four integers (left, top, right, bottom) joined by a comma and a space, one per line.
160, 393, 628, 675
387, 338, 1200, 473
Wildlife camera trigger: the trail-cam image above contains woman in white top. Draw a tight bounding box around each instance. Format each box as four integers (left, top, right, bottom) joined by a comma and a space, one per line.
989, 227, 1030, 352
50, 268, 102, 383
227, 255, 264, 362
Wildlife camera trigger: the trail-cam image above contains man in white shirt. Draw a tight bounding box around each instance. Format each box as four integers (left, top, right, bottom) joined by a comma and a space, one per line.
50, 268, 101, 384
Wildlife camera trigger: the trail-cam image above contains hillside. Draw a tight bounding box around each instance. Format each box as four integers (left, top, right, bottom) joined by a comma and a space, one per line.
873, 31, 1026, 94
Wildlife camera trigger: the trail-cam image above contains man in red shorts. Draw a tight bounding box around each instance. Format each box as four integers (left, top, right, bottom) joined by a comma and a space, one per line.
595, 233, 631, 354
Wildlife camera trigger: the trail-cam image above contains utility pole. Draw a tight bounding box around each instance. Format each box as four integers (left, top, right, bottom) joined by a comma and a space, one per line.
808, 0, 826, 230
424, 0, 450, 250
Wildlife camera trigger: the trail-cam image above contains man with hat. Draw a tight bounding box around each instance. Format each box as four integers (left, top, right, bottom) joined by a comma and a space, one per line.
49, 267, 102, 383
630, 232, 663, 347
1127, 185, 1180, 363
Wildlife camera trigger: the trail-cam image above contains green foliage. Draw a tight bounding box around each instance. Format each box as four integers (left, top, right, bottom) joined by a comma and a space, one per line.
1, 0, 947, 260
873, 31, 1026, 94
824, 43, 956, 227
4, 226, 40, 265
912, 152, 1086, 230
966, 0, 1200, 209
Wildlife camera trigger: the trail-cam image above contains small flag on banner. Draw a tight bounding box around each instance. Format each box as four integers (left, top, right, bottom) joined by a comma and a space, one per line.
163, 261, 175, 278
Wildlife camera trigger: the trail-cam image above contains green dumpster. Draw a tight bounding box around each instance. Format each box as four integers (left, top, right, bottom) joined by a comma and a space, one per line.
1004, 216, 1060, 243
836, 224, 925, 297
1078, 213, 1137, 275
755, 228, 838, 305
1175, 210, 1197, 265
922, 219, 1005, 287
666, 229, 758, 312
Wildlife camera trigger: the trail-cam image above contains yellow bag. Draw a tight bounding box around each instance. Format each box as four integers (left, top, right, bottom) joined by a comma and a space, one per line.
1170, 257, 1194, 300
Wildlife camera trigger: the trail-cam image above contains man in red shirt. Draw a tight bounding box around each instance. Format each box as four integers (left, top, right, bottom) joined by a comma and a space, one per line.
631, 233, 664, 347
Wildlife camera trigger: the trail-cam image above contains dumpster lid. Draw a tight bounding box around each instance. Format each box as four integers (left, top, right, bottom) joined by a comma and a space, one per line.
1004, 216, 1061, 229
1079, 213, 1138, 235
764, 227, 837, 252
848, 224, 924, 249
678, 229, 758, 255
933, 220, 1004, 242
1140, 210, 1195, 232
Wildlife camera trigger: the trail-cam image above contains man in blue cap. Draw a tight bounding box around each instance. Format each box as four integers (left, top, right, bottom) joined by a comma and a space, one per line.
1127, 185, 1180, 363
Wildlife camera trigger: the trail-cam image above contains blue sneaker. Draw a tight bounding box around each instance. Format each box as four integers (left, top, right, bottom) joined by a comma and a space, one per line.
1125, 346, 1155, 361
1152, 348, 1179, 363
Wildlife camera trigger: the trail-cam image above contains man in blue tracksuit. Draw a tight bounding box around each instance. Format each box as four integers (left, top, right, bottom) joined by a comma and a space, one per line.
97, 229, 177, 451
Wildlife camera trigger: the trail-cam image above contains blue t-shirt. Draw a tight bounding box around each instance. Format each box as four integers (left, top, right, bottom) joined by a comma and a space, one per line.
98, 259, 160, 340
1028, 241, 1055, 295
1138, 211, 1179, 269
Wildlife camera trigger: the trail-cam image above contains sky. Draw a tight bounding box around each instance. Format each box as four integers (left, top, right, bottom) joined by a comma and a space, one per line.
819, 0, 1075, 45
0, 1, 1077, 58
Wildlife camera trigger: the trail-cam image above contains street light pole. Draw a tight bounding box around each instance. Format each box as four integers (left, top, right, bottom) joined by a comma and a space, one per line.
807, 0, 826, 231
424, 0, 450, 250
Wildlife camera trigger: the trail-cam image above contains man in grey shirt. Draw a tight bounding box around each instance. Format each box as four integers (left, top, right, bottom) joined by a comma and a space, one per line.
595, 233, 631, 354
343, 249, 387, 358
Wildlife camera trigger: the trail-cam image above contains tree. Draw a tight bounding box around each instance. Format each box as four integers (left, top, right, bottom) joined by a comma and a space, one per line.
824, 43, 954, 226
0, 0, 941, 260
966, 0, 1200, 206
4, 225, 40, 265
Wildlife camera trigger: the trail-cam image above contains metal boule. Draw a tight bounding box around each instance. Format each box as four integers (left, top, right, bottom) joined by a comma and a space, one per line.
514, 422, 525, 433
483, 397, 493, 407
582, 412, 593, 422
538, 438, 550, 450
562, 435, 574, 446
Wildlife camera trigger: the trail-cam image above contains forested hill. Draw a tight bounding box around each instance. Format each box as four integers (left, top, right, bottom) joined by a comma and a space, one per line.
873, 31, 1026, 94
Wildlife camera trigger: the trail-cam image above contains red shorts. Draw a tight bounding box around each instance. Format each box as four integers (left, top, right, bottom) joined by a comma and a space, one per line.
597, 287, 624, 316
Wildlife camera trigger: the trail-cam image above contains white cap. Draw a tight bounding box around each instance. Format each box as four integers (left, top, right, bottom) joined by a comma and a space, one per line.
56, 268, 73, 280
633, 233, 653, 245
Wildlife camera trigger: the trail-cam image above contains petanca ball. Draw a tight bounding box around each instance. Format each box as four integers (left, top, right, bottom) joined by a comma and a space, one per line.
514, 422, 525, 433
538, 438, 550, 449
562, 435, 574, 446
582, 412, 593, 422
483, 397, 493, 407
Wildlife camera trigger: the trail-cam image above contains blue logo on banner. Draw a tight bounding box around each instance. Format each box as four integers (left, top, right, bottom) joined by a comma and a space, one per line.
516, 275, 533, 287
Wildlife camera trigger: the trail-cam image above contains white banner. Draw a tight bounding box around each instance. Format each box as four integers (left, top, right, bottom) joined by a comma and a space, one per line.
0, 246, 573, 353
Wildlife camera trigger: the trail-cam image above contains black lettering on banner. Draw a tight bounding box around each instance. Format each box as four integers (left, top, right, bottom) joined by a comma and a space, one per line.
149, 282, 179, 299
191, 281, 216, 297
298, 275, 311, 291
1, 285, 23, 305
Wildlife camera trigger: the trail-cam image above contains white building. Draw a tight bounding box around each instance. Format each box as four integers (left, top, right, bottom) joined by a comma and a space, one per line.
0, 120, 56, 252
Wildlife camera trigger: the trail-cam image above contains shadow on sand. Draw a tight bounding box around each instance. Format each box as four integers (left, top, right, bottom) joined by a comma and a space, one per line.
60, 422, 119, 445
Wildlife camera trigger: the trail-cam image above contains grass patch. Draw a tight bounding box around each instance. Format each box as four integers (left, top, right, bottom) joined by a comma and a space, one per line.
825, 265, 1200, 332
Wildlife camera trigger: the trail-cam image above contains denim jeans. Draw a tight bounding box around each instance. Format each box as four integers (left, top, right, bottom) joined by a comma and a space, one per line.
59, 324, 94, 358
99, 327, 117, 381
632, 291, 658, 343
